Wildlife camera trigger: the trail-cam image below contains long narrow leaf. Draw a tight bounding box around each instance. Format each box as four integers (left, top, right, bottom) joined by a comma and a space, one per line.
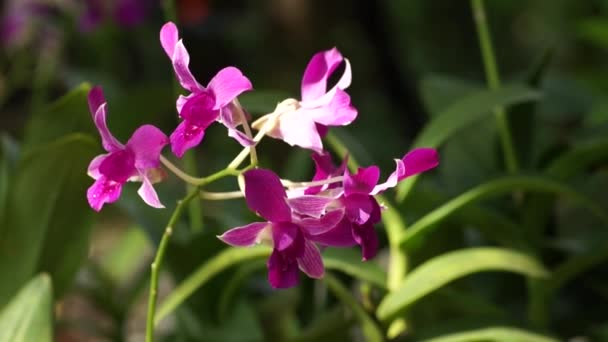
419, 326, 558, 342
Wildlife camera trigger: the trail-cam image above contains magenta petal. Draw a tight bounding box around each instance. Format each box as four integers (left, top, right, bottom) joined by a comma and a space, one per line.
271, 222, 301, 253
160, 21, 178, 58
402, 147, 440, 178
244, 169, 291, 222
278, 112, 324, 153
127, 125, 169, 169
87, 177, 123, 212
287, 195, 334, 218
267, 249, 299, 289
343, 166, 380, 196
99, 149, 136, 183
180, 91, 219, 124
305, 152, 337, 195
352, 222, 379, 261
87, 154, 108, 179
137, 176, 164, 208
301, 48, 344, 102
298, 240, 324, 279
299, 209, 345, 235
301, 89, 357, 127
218, 106, 255, 147
343, 194, 374, 225
218, 222, 268, 247
88, 87, 123, 152
172, 40, 202, 92
311, 218, 357, 247
169, 120, 205, 158
207, 67, 253, 109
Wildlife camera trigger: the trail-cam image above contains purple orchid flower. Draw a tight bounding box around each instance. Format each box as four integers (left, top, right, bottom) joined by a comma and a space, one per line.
79, 0, 149, 32
297, 148, 440, 260
160, 21, 254, 157
86, 86, 169, 211
218, 169, 344, 288
252, 48, 356, 153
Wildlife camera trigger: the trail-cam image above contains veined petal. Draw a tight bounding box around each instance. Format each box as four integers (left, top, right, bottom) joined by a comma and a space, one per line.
311, 218, 357, 247
244, 169, 291, 222
298, 208, 345, 235
267, 249, 299, 289
218, 222, 269, 247
88, 87, 123, 152
207, 67, 253, 109
352, 222, 379, 261
169, 120, 205, 158
298, 240, 324, 279
127, 125, 169, 170
160, 21, 178, 58
172, 39, 202, 92
287, 195, 334, 218
371, 148, 439, 195
137, 176, 164, 208
278, 111, 323, 153
87, 176, 122, 212
87, 154, 108, 179
343, 166, 380, 196
301, 47, 344, 102
271, 222, 302, 254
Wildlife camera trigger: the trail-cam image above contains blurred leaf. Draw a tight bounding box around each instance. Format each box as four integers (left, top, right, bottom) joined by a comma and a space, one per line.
578, 17, 608, 49
239, 90, 292, 115
323, 248, 387, 289
324, 273, 384, 342
289, 306, 354, 342
400, 175, 608, 250
99, 226, 151, 284
420, 75, 481, 115
0, 134, 97, 305
396, 85, 541, 201
0, 274, 52, 342
545, 137, 608, 179
218, 260, 266, 321
23, 83, 95, 149
418, 326, 558, 342
156, 246, 272, 325
376, 248, 549, 322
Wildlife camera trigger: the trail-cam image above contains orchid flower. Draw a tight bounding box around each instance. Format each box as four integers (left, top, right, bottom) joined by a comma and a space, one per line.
295, 148, 440, 260
252, 48, 356, 153
86, 86, 169, 211
80, 0, 149, 31
160, 21, 254, 157
219, 169, 344, 288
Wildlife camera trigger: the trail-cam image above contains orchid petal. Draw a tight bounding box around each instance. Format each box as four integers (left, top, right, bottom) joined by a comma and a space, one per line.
176, 94, 192, 113
87, 154, 108, 179
278, 111, 323, 153
179, 91, 219, 125
371, 148, 439, 195
127, 125, 168, 170
298, 240, 324, 278
301, 47, 344, 102
267, 249, 299, 289
87, 177, 122, 212
160, 21, 178, 58
352, 222, 379, 261
244, 169, 291, 222
342, 194, 374, 225
287, 195, 334, 218
137, 176, 164, 208
98, 150, 136, 183
298, 209, 345, 235
172, 39, 202, 92
207, 67, 253, 109
218, 222, 268, 247
305, 152, 336, 195
343, 166, 380, 196
300, 58, 353, 108
271, 222, 301, 253
169, 120, 205, 158
218, 106, 255, 146
88, 87, 123, 152
300, 88, 357, 126
311, 218, 357, 247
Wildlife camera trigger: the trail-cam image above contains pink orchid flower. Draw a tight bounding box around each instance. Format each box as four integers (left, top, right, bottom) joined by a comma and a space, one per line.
252, 48, 357, 153
86, 86, 169, 211
160, 21, 254, 157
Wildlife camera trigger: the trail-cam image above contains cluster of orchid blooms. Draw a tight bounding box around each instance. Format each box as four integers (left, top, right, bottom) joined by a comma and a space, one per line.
86, 22, 439, 288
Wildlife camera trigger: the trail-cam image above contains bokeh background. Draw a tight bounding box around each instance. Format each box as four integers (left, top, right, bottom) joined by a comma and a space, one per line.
1, 1, 608, 341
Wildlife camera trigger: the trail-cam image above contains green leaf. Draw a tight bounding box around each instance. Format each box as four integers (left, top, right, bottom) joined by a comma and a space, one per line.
155, 246, 272, 325
238, 90, 292, 115
323, 248, 387, 289
23, 83, 96, 149
545, 138, 608, 179
396, 85, 541, 201
0, 134, 98, 305
418, 326, 558, 342
0, 274, 53, 342
399, 175, 608, 250
376, 248, 549, 322
324, 273, 384, 342
99, 226, 151, 284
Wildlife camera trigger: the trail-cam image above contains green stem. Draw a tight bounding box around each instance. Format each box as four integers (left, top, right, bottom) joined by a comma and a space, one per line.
145, 190, 199, 342
470, 0, 518, 173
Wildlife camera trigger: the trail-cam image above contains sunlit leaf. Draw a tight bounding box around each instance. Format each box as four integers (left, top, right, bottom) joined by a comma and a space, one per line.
418, 326, 558, 342
376, 248, 549, 321
0, 274, 53, 342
